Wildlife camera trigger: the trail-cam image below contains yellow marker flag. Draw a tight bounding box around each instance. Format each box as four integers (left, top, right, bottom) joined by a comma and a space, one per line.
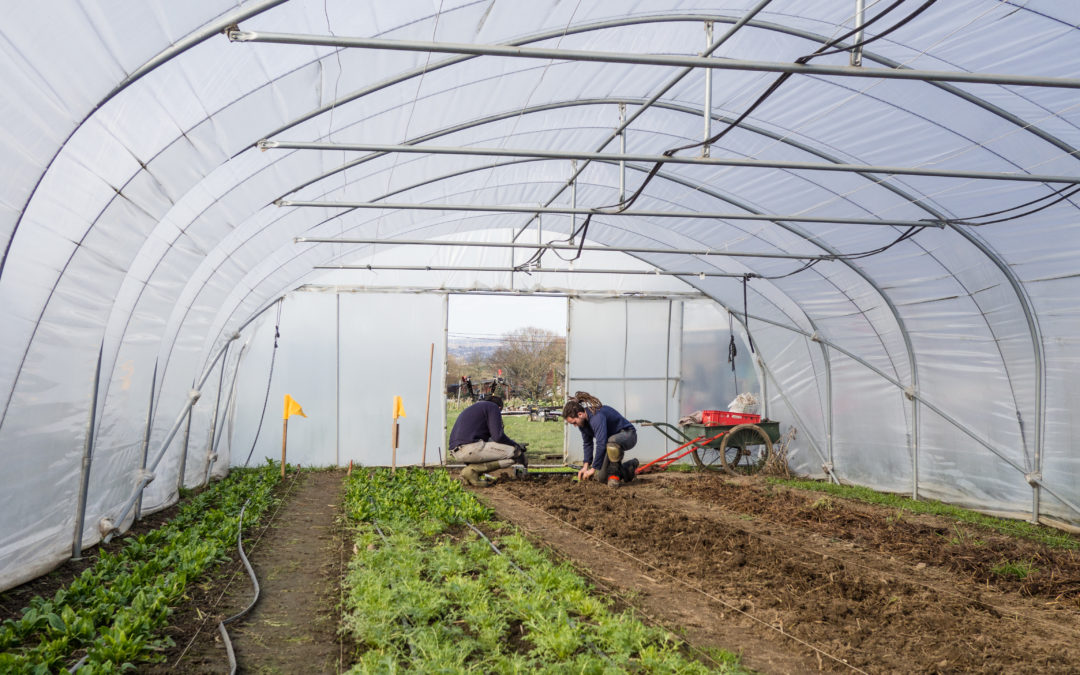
393, 395, 406, 419
283, 394, 307, 420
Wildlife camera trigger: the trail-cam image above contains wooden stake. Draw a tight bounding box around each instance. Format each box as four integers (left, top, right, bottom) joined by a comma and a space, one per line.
391, 420, 398, 473
421, 343, 434, 467
281, 418, 288, 479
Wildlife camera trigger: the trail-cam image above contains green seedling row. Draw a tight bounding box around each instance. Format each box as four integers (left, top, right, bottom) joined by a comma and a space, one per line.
0, 461, 282, 674
341, 467, 740, 673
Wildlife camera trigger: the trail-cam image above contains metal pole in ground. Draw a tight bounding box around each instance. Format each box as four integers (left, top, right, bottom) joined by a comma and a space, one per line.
422, 343, 434, 467
72, 342, 103, 560
135, 361, 158, 519
281, 417, 288, 480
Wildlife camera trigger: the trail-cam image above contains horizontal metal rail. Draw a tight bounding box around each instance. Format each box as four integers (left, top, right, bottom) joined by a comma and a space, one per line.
261, 140, 1080, 184
282, 200, 946, 228
228, 30, 1080, 90
314, 263, 748, 277
296, 236, 833, 260
295, 284, 705, 298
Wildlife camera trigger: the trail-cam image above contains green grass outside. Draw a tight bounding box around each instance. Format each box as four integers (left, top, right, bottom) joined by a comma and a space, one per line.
767, 477, 1079, 550
446, 402, 567, 463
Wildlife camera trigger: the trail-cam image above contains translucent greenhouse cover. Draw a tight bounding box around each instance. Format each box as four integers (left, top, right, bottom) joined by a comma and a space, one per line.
1, 0, 1079, 591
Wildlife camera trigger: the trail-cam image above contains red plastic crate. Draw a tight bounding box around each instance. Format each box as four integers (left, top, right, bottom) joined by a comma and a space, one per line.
701, 410, 761, 426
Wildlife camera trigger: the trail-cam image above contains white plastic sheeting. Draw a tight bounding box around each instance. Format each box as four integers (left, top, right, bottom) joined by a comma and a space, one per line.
567, 297, 683, 463
229, 292, 448, 469
0, 1, 1079, 591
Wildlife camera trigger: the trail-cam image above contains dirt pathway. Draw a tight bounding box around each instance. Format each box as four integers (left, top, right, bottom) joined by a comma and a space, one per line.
155, 469, 348, 674
479, 473, 1080, 674
228, 469, 346, 674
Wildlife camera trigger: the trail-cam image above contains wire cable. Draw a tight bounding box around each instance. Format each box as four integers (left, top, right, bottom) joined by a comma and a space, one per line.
243, 299, 283, 467
932, 184, 1080, 226
515, 1, 940, 275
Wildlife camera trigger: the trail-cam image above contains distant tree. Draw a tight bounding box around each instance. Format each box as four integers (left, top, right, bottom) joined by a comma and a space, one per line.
490, 327, 566, 401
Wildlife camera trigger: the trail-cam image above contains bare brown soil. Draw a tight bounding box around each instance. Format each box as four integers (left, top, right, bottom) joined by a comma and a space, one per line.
479, 472, 1080, 674
7, 469, 1079, 673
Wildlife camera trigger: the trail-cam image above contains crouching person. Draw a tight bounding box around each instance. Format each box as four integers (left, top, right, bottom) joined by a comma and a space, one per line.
449, 394, 527, 487
563, 391, 639, 488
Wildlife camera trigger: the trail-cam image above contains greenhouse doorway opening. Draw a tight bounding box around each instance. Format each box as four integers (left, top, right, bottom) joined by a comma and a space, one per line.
445, 293, 569, 466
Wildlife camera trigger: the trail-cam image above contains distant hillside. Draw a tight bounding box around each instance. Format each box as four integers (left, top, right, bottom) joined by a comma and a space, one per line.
448, 337, 498, 358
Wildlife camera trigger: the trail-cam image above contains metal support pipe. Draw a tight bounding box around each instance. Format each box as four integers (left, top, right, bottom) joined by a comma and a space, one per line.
618, 103, 626, 201
297, 284, 704, 299
261, 140, 1080, 184
315, 263, 751, 277
71, 343, 104, 560
703, 21, 713, 157
134, 360, 158, 520
177, 387, 194, 493
298, 236, 834, 259
851, 0, 865, 68
202, 345, 229, 487
282, 199, 946, 228
823, 340, 835, 482
508, 0, 774, 240
911, 391, 919, 500
228, 30, 1080, 90
104, 389, 201, 542
570, 161, 578, 241
206, 343, 246, 486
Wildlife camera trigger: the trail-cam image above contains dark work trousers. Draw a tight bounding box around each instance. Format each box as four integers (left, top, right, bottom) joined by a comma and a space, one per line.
597, 427, 638, 482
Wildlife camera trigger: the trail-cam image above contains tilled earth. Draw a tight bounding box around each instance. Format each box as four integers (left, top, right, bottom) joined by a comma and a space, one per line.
479, 472, 1080, 674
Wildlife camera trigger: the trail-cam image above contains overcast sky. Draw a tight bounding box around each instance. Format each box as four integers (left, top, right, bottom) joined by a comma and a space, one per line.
447, 295, 566, 341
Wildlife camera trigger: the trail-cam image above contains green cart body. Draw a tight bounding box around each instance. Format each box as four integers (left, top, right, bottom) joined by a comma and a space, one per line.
635, 418, 781, 475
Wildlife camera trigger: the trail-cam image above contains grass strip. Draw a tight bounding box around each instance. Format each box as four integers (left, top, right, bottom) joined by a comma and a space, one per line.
342, 467, 743, 673
0, 461, 281, 673
767, 477, 1078, 550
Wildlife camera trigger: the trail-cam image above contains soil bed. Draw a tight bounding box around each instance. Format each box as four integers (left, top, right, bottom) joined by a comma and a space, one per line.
480, 472, 1080, 674
150, 469, 348, 673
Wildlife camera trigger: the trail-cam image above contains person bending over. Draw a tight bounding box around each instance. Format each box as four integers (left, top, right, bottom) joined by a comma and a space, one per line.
448, 394, 527, 486
563, 391, 639, 488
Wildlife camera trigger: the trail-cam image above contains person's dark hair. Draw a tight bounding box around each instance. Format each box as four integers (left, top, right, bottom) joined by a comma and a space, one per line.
483, 394, 504, 408
562, 391, 601, 419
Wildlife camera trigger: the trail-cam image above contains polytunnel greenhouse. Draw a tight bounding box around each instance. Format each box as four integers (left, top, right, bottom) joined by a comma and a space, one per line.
2, 1, 1079, 672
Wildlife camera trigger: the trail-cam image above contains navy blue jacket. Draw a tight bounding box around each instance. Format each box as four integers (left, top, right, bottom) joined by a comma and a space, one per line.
578, 405, 634, 470
448, 400, 516, 450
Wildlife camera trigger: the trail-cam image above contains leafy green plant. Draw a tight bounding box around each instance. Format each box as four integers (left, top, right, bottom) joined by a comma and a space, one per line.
0, 461, 281, 672
340, 468, 743, 673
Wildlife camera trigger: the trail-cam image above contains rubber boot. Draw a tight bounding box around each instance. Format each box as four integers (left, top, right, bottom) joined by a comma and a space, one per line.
622, 458, 640, 483
605, 442, 625, 488
461, 460, 505, 487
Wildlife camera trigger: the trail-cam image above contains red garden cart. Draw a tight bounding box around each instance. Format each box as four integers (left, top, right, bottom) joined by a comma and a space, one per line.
632, 411, 781, 475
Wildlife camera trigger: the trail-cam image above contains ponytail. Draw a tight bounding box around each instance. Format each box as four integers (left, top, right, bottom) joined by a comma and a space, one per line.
562, 391, 602, 419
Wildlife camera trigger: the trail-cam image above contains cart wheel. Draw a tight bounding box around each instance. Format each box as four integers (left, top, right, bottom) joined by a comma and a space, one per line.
691, 443, 735, 472
719, 424, 773, 475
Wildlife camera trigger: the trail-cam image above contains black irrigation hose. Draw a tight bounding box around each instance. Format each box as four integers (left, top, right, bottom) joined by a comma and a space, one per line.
217, 499, 259, 675
243, 300, 283, 468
